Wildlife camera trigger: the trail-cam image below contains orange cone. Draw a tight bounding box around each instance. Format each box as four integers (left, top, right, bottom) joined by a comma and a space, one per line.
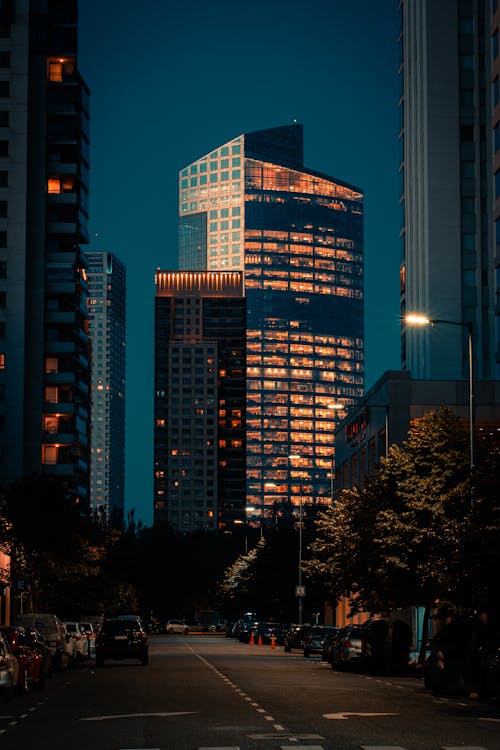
249, 630, 255, 646
271, 634, 276, 649
258, 634, 263, 646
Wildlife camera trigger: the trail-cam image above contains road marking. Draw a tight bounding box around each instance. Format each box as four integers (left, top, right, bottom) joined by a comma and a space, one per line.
264, 715, 275, 721
361, 746, 407, 750
249, 735, 324, 740
280, 746, 324, 750
199, 747, 240, 749
323, 712, 399, 720
80, 711, 197, 721
441, 747, 489, 749
274, 724, 285, 730
479, 717, 500, 723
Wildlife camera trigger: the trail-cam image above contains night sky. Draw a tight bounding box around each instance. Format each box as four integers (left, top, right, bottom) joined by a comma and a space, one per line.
79, 0, 401, 526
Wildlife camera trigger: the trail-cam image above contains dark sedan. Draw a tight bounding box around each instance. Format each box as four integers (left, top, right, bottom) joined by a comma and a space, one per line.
95, 618, 149, 666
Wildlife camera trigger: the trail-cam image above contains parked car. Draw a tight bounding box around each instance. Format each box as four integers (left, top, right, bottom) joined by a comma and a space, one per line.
25, 627, 52, 679
303, 625, 336, 657
63, 622, 88, 660
78, 622, 96, 658
95, 617, 149, 666
166, 619, 190, 634
330, 625, 364, 669
0, 628, 19, 701
283, 624, 311, 652
60, 622, 78, 666
321, 627, 340, 662
254, 622, 282, 644
1, 626, 44, 693
18, 613, 66, 671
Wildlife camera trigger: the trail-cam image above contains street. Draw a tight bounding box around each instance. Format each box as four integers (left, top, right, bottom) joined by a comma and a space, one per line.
1, 634, 499, 750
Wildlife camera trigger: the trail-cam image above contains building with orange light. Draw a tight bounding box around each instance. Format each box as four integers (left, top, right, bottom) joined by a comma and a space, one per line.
0, 1, 90, 504
178, 125, 364, 521
154, 271, 246, 531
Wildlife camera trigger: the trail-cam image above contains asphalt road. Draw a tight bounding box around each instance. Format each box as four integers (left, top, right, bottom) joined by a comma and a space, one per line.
1, 634, 499, 750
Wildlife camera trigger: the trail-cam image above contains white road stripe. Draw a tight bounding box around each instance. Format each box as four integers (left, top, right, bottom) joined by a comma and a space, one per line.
441, 747, 489, 749
361, 746, 406, 750
199, 747, 240, 749
80, 711, 197, 721
280, 746, 324, 750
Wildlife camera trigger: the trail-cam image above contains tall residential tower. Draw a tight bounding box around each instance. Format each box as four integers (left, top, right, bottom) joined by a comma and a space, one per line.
87, 251, 126, 523
0, 0, 90, 503
178, 125, 364, 520
154, 271, 246, 531
399, 0, 499, 380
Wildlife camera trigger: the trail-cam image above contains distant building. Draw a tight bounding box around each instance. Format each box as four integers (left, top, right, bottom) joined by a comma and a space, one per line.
399, 0, 498, 381
178, 124, 364, 520
334, 370, 500, 492
154, 271, 246, 531
87, 252, 126, 524
0, 0, 91, 504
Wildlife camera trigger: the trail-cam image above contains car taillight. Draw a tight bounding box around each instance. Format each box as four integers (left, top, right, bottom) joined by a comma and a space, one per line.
344, 639, 352, 647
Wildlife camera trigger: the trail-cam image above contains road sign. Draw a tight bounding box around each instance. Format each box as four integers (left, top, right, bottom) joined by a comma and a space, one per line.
295, 585, 306, 597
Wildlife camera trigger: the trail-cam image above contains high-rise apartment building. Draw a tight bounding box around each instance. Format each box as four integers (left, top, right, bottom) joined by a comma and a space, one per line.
399, 0, 499, 381
0, 1, 90, 503
492, 0, 500, 368
87, 251, 126, 523
178, 125, 364, 518
154, 271, 246, 531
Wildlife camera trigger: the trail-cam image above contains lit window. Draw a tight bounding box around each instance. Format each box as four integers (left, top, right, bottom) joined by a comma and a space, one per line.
48, 178, 61, 194
42, 445, 57, 464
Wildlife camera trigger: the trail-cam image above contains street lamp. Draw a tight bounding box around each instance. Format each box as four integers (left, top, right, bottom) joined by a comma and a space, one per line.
327, 403, 345, 503
264, 482, 277, 536
405, 313, 475, 481
288, 454, 304, 625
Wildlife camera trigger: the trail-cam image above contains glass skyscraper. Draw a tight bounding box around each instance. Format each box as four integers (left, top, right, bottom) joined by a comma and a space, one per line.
178, 124, 364, 520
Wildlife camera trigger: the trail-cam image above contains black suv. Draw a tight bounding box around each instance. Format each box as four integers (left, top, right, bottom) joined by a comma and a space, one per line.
95, 617, 149, 666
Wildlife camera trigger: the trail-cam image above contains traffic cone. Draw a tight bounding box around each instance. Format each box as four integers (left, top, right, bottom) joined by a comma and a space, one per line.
258, 634, 263, 646
271, 634, 276, 649
249, 630, 255, 646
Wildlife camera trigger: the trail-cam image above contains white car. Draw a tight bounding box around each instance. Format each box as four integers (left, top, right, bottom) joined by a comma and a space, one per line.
62, 622, 83, 661
166, 619, 190, 634
78, 622, 96, 658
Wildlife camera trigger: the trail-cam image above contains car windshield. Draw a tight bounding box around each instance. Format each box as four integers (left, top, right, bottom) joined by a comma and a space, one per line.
102, 620, 140, 635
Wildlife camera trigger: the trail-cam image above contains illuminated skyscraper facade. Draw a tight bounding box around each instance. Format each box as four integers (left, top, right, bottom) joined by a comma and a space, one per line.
154, 271, 246, 531
178, 125, 364, 519
87, 252, 126, 524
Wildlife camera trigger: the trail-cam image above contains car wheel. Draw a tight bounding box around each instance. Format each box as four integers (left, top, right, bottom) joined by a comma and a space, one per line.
95, 656, 104, 667
141, 654, 149, 666
167, 628, 173, 634
284, 644, 291, 652
184, 628, 189, 634
304, 649, 310, 657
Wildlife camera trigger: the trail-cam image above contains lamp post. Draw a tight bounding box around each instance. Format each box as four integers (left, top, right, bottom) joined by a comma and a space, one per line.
327, 403, 344, 504
405, 314, 475, 478
288, 454, 303, 625
264, 482, 277, 533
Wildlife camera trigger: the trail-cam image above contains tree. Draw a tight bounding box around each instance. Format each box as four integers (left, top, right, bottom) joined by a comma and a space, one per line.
0, 475, 107, 612
307, 408, 499, 653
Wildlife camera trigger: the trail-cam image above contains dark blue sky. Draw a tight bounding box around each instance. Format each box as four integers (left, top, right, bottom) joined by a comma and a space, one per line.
79, 0, 401, 526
